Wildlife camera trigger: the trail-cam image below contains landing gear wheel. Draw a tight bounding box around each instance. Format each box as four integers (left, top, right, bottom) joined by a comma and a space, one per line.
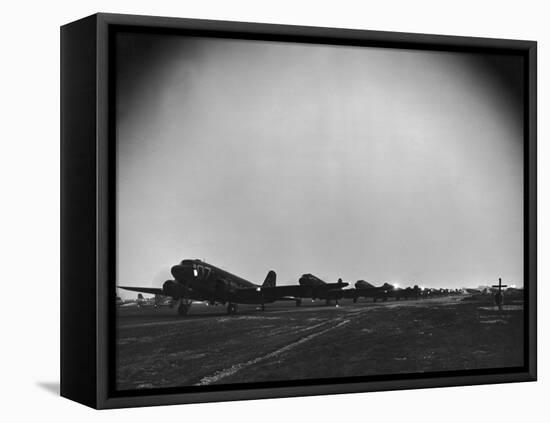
178, 303, 189, 316
227, 303, 238, 315
296, 299, 302, 307
260, 304, 265, 311
353, 297, 357, 304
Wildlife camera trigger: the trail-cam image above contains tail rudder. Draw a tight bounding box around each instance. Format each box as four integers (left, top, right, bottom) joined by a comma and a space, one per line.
263, 270, 276, 288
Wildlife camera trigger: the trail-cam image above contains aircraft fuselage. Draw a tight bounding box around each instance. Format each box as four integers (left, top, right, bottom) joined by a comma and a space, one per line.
170, 259, 279, 305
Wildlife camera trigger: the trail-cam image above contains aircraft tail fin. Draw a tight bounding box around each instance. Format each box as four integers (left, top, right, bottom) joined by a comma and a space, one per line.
262, 270, 277, 288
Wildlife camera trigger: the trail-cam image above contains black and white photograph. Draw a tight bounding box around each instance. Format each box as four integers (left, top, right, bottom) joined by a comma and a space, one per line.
114, 29, 527, 391
3, 0, 547, 419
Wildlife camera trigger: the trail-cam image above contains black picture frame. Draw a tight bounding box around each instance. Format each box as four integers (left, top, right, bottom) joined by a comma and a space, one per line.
61, 12, 537, 409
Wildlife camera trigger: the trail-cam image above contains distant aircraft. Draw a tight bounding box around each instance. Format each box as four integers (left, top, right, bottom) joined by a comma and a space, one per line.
136, 293, 147, 306
153, 294, 174, 308
345, 281, 395, 302
355, 280, 376, 289
421, 287, 457, 297
463, 287, 495, 295
297, 274, 349, 306
116, 295, 139, 307
132, 293, 174, 308
119, 259, 299, 316
392, 285, 422, 300
347, 282, 429, 302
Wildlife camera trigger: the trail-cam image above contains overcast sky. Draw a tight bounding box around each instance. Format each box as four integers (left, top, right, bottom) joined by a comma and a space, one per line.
116, 32, 523, 297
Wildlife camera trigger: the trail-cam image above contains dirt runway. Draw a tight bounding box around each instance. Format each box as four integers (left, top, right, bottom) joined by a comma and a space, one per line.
116, 295, 524, 390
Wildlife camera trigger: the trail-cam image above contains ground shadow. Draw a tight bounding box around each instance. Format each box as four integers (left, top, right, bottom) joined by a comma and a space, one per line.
36, 381, 60, 396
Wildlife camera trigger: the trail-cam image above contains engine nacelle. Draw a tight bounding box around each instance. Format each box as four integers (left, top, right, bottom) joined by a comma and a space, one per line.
162, 280, 188, 298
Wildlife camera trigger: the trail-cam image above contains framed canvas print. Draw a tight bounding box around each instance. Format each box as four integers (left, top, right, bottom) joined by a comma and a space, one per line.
60, 13, 537, 409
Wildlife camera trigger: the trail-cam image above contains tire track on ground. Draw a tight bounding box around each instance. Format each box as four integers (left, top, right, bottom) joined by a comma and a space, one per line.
195, 306, 374, 386
194, 319, 351, 385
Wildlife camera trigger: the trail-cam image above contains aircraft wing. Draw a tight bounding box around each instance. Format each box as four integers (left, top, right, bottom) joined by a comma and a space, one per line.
118, 286, 164, 296
342, 289, 359, 299
260, 285, 302, 297
260, 285, 348, 299
233, 285, 302, 300
325, 282, 349, 289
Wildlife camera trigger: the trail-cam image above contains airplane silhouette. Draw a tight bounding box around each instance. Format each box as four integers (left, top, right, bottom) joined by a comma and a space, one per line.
344, 281, 395, 302
119, 259, 299, 316
297, 274, 349, 306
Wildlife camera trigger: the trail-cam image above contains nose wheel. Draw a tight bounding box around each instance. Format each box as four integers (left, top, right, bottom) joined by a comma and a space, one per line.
177, 303, 189, 316
177, 299, 192, 316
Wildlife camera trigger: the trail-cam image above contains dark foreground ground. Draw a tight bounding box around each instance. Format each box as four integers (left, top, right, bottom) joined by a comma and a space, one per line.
116, 295, 524, 390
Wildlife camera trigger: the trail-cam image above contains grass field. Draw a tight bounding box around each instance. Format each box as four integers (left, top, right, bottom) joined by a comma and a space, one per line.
115, 295, 524, 390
